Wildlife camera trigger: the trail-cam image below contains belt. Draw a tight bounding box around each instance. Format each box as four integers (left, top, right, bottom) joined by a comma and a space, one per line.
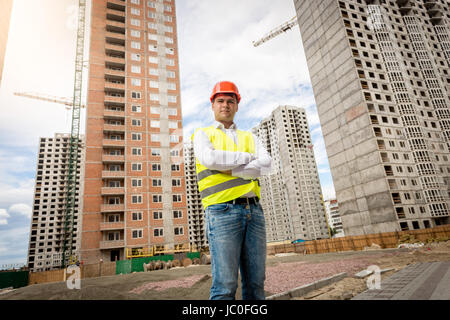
225, 197, 259, 206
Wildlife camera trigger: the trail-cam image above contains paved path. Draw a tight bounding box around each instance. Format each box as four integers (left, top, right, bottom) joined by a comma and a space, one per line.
352, 261, 450, 300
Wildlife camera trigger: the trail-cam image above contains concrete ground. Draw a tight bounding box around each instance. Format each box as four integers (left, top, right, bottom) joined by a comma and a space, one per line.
1, 241, 449, 300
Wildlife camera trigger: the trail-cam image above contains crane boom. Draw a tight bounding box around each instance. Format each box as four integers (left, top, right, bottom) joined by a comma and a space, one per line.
13, 92, 86, 109
253, 16, 298, 47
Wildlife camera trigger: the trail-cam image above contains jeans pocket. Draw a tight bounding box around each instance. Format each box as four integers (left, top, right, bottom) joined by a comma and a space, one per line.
207, 203, 230, 213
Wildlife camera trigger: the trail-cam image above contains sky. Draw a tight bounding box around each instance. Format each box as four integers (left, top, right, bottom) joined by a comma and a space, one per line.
0, 0, 335, 268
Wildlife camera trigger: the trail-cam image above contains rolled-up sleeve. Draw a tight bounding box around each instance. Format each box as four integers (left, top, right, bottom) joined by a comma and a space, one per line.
231, 134, 272, 180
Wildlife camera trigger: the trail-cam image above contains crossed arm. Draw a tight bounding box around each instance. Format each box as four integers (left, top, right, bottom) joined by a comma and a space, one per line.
192, 130, 272, 180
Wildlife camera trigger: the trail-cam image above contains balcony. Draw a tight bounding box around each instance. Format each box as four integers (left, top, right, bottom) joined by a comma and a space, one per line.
102, 170, 125, 178
100, 203, 125, 212
103, 138, 125, 147
105, 54, 125, 65
105, 81, 125, 91
105, 67, 125, 78
104, 94, 125, 105
101, 187, 125, 195
106, 31, 125, 42
105, 43, 125, 55
107, 0, 126, 12
106, 20, 125, 32
102, 154, 125, 163
106, 9, 125, 22
100, 221, 124, 231
100, 240, 124, 250
104, 109, 125, 119
103, 123, 125, 133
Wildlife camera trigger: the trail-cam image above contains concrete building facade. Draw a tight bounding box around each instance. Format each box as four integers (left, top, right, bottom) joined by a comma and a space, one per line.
294, 0, 450, 235
27, 133, 85, 272
253, 105, 329, 241
324, 199, 345, 237
184, 142, 207, 250
0, 0, 13, 85
81, 0, 188, 264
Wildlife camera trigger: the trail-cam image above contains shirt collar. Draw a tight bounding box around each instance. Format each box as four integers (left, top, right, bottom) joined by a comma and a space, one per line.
214, 120, 237, 130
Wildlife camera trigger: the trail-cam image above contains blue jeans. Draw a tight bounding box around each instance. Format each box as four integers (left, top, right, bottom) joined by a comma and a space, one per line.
205, 201, 267, 300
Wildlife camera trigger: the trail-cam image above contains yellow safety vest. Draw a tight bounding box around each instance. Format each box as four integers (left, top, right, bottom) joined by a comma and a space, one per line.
191, 126, 261, 209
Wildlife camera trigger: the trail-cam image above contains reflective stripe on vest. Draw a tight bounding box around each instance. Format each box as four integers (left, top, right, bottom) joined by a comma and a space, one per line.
192, 126, 261, 208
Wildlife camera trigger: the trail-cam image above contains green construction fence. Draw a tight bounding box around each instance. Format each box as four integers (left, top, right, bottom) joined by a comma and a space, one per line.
0, 271, 29, 289
115, 252, 201, 275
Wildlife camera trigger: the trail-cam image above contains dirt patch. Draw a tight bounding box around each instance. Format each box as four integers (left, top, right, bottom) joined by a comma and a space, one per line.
292, 240, 450, 300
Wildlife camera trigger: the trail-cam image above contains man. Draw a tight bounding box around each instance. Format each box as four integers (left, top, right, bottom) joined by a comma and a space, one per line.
192, 81, 272, 300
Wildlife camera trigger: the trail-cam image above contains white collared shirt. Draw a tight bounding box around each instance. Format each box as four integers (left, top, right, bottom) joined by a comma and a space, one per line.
192, 121, 272, 197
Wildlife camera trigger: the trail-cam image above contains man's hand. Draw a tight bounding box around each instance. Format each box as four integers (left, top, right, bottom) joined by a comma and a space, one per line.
221, 170, 232, 175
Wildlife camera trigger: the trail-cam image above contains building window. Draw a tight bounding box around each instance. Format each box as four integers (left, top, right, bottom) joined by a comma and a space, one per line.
131, 91, 141, 99
173, 210, 182, 219
172, 179, 181, 187
131, 78, 141, 87
131, 119, 141, 126
152, 179, 162, 187
131, 105, 141, 112
131, 163, 142, 171
132, 148, 142, 155
153, 195, 162, 203
151, 163, 161, 171
131, 133, 142, 141
131, 53, 141, 61
174, 227, 183, 235
131, 195, 143, 204
132, 212, 143, 221
131, 179, 142, 187
132, 229, 143, 239
154, 228, 163, 237
153, 211, 162, 219
172, 194, 182, 202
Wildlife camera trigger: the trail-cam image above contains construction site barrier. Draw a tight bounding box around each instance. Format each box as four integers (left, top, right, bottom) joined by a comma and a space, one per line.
266, 225, 450, 255
28, 262, 116, 285
0, 271, 29, 289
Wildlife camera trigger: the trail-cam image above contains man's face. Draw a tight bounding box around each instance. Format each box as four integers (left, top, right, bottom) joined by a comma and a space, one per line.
211, 93, 238, 123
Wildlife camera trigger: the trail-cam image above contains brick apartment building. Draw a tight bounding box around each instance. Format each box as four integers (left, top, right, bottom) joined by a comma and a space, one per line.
81, 0, 188, 264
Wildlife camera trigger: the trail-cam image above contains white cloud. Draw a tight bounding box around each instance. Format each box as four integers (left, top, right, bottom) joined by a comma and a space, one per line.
0, 209, 10, 225
0, 179, 34, 208
9, 203, 32, 219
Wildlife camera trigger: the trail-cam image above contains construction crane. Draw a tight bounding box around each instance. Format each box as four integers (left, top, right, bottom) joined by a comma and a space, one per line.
13, 2, 87, 269
61, 0, 86, 269
13, 92, 86, 110
252, 16, 298, 47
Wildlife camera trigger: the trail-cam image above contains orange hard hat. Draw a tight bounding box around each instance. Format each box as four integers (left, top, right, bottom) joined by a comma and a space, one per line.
210, 81, 241, 103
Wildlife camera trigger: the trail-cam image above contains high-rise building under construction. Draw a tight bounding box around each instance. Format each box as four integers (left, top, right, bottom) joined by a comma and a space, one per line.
27, 133, 85, 272
294, 0, 450, 235
253, 105, 329, 241
81, 0, 188, 264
